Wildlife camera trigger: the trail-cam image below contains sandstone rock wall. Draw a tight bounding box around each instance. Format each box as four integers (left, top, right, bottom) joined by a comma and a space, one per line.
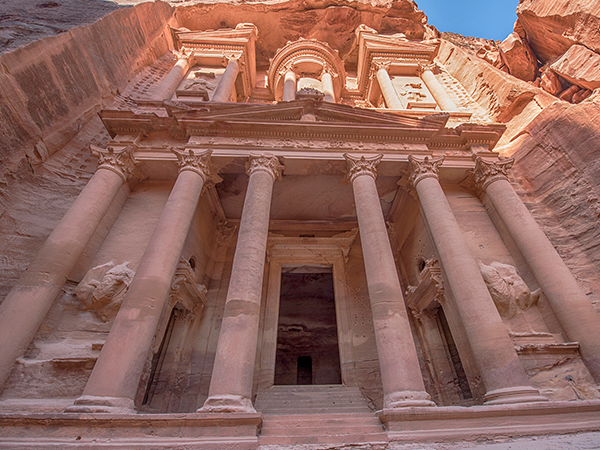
0, 1, 177, 300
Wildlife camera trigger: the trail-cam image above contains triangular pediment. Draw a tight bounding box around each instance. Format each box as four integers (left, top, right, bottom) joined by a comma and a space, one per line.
168, 99, 449, 130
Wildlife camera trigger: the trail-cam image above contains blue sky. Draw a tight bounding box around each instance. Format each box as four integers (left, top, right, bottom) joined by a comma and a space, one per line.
415, 0, 519, 41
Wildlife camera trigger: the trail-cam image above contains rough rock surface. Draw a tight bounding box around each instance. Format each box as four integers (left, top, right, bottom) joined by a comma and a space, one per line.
516, 0, 600, 64
499, 32, 538, 82
550, 44, 600, 91
0, 1, 176, 300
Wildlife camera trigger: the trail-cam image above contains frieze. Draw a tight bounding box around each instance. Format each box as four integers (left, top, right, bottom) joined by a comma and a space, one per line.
187, 136, 421, 152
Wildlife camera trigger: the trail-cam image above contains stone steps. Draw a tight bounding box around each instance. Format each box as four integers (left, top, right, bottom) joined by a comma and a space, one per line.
255, 385, 387, 445
254, 384, 373, 413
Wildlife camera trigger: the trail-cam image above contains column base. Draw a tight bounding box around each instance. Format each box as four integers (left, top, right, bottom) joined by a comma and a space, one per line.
198, 394, 257, 413
384, 390, 436, 408
64, 395, 136, 414
484, 386, 548, 405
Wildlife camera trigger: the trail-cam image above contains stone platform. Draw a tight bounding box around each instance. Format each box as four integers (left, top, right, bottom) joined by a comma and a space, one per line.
3, 399, 599, 448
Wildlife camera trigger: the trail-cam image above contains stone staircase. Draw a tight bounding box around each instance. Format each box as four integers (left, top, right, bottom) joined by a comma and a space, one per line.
255, 385, 388, 445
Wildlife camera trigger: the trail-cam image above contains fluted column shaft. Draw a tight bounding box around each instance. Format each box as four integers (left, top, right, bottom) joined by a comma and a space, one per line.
67, 150, 218, 413
473, 157, 600, 384
376, 66, 403, 110
409, 155, 546, 405
321, 72, 335, 103
282, 70, 297, 102
151, 53, 193, 101
212, 58, 240, 103
345, 154, 434, 409
0, 146, 136, 393
419, 66, 457, 111
201, 155, 283, 413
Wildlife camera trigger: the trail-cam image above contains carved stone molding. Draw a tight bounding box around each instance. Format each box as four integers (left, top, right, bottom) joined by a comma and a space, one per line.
171, 148, 223, 188
90, 144, 141, 183
343, 153, 383, 183
405, 258, 445, 323
169, 258, 208, 314
267, 228, 358, 263
468, 156, 515, 192
406, 154, 445, 187
245, 154, 284, 180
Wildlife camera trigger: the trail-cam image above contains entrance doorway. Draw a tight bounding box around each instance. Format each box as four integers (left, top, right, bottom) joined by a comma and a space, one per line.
274, 266, 342, 385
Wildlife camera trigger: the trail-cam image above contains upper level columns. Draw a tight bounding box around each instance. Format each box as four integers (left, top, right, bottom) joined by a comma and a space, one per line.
418, 64, 457, 111
151, 50, 194, 101
407, 155, 546, 405
282, 70, 297, 102
321, 70, 335, 103
375, 63, 403, 110
472, 157, 600, 384
201, 155, 283, 413
212, 55, 241, 103
344, 154, 434, 409
67, 149, 219, 413
0, 146, 138, 394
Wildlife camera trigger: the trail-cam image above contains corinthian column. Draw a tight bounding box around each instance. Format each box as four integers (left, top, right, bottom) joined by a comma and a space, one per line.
471, 157, 600, 384
344, 154, 434, 409
212, 55, 241, 103
151, 49, 194, 101
200, 154, 283, 413
321, 70, 336, 103
282, 70, 297, 102
408, 155, 546, 405
418, 64, 457, 111
67, 149, 220, 413
0, 146, 138, 393
375, 62, 403, 110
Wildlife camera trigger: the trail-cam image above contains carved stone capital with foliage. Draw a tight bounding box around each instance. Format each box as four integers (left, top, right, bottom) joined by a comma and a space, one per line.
172, 148, 222, 188
246, 154, 284, 180
469, 156, 514, 192
343, 153, 383, 183
91, 144, 141, 183
407, 154, 445, 187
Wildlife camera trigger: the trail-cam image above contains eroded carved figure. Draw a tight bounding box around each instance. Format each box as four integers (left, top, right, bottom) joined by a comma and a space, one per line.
75, 262, 135, 322
479, 261, 540, 320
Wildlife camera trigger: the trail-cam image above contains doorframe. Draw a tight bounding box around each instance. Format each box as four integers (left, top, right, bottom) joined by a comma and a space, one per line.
256, 230, 358, 390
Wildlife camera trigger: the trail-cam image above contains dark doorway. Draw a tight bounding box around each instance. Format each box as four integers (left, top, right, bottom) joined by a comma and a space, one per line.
274, 266, 342, 385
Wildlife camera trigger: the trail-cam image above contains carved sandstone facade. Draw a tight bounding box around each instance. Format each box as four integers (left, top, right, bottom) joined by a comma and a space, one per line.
1, 4, 600, 449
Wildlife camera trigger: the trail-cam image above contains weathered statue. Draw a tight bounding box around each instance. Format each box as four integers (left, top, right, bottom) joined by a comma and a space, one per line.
75, 262, 135, 322
479, 261, 540, 320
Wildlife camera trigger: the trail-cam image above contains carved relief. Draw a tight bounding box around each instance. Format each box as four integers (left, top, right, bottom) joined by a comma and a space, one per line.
343, 153, 383, 183
75, 262, 135, 322
479, 261, 540, 320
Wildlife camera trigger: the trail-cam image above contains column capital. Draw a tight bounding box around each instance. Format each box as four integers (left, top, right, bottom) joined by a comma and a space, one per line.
343, 153, 383, 183
173, 47, 194, 62
373, 59, 392, 72
417, 62, 437, 74
246, 154, 284, 181
469, 157, 514, 192
407, 154, 445, 187
91, 144, 141, 184
171, 148, 223, 187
